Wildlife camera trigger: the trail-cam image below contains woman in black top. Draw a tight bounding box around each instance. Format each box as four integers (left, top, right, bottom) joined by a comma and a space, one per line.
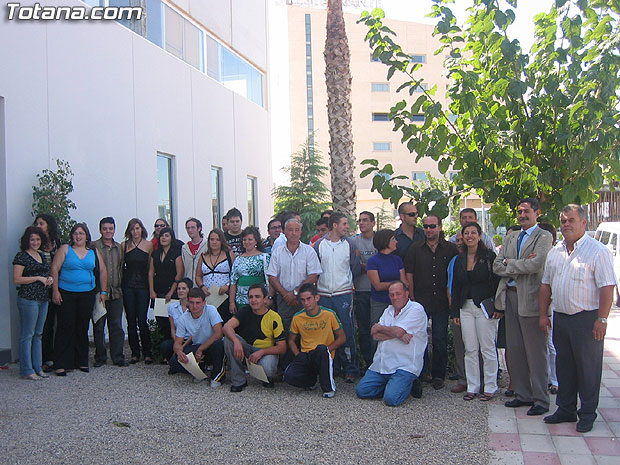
450, 222, 501, 401
34, 214, 61, 371
122, 218, 153, 364
149, 227, 183, 346
13, 226, 53, 380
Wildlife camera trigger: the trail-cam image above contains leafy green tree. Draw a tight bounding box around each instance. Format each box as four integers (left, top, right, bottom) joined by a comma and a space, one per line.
273, 138, 332, 242
358, 0, 620, 226
32, 159, 77, 242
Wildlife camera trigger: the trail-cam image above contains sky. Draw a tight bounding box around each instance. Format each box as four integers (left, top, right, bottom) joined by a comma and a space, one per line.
379, 0, 554, 51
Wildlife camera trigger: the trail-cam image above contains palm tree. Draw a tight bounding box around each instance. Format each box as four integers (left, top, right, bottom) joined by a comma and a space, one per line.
324, 0, 356, 217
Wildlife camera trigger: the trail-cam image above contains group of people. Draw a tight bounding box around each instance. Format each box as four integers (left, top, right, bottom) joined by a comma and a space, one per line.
13, 201, 615, 431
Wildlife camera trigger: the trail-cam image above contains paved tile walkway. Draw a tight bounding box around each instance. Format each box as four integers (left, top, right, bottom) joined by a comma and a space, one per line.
488, 307, 620, 464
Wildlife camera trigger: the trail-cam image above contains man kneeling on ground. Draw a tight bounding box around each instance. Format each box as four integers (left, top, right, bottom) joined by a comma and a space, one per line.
223, 284, 286, 392
168, 288, 225, 387
356, 280, 427, 406
284, 283, 346, 398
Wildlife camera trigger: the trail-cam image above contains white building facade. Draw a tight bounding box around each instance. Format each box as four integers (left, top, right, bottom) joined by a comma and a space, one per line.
0, 0, 272, 362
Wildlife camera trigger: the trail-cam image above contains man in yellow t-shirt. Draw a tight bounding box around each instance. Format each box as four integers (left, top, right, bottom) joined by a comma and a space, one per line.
284, 283, 346, 398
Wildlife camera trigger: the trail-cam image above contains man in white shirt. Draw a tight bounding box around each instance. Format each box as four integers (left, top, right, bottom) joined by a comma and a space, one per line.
356, 280, 428, 406
267, 218, 322, 330
540, 204, 616, 433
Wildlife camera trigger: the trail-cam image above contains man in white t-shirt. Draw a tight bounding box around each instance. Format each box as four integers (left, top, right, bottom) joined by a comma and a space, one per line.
356, 280, 427, 406
168, 288, 225, 387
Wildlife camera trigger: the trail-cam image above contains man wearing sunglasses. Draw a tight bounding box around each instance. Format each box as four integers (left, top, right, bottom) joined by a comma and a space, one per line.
394, 202, 425, 259
404, 215, 459, 390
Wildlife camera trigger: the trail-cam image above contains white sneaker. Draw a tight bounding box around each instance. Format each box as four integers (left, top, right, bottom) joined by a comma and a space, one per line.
210, 380, 222, 388
322, 391, 335, 398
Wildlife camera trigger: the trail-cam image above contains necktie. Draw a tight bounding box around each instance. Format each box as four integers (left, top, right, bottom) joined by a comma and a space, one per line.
516, 230, 527, 257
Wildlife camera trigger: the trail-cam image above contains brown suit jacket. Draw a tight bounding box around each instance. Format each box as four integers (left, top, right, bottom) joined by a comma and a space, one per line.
493, 226, 553, 317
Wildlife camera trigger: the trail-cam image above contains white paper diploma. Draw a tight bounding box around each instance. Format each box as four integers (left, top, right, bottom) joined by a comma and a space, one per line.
153, 298, 178, 318
246, 358, 269, 383
205, 285, 228, 308
92, 294, 107, 323
179, 352, 208, 380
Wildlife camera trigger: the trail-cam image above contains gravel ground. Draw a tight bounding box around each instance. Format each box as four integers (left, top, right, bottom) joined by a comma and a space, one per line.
0, 357, 489, 465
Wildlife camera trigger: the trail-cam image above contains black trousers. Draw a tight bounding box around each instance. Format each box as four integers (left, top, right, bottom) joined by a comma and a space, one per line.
54, 289, 96, 370
283, 345, 336, 393
168, 340, 226, 382
553, 310, 604, 423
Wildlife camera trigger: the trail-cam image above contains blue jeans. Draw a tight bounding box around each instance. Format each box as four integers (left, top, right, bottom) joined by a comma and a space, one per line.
356, 369, 417, 406
122, 287, 152, 358
17, 297, 48, 376
319, 294, 358, 377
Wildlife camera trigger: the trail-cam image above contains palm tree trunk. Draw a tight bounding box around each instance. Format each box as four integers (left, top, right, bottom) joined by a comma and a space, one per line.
324, 0, 356, 217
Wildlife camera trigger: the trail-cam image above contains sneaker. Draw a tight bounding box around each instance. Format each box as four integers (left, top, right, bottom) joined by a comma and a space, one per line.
210, 380, 222, 388
322, 391, 335, 398
35, 372, 49, 379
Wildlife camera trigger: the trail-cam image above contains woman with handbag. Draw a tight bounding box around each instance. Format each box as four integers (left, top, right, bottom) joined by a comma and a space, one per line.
229, 226, 270, 315
50, 223, 107, 376
450, 222, 501, 401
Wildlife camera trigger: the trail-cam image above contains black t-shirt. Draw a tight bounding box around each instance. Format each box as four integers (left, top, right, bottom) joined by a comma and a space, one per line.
225, 231, 243, 257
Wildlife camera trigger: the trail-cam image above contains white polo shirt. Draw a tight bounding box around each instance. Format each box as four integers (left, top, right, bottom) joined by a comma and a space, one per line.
369, 299, 428, 376
542, 233, 616, 315
266, 241, 322, 292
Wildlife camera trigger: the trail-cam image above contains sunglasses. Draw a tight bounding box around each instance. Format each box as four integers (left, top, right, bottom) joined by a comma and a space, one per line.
423, 224, 438, 229
154, 224, 166, 228
404, 212, 418, 217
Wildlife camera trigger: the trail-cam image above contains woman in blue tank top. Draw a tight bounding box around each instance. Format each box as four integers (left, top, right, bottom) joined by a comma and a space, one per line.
50, 223, 108, 376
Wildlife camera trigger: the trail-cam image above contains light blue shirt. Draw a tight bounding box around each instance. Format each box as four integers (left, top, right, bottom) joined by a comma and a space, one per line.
175, 305, 222, 344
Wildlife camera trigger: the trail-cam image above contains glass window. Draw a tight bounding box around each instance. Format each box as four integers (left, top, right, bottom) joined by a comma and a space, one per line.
409, 54, 427, 63
247, 177, 257, 227
414, 83, 428, 92
163, 4, 204, 72
373, 142, 391, 152
371, 83, 389, 92
411, 114, 425, 122
206, 36, 264, 107
370, 54, 382, 62
372, 113, 390, 122
412, 171, 428, 181
212, 167, 222, 230
157, 154, 175, 229
146, 0, 163, 47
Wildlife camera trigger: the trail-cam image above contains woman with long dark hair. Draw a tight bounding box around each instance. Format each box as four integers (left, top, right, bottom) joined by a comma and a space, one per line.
50, 223, 107, 376
149, 226, 184, 350
34, 214, 61, 372
196, 229, 235, 323
121, 218, 153, 364
450, 222, 501, 401
13, 226, 53, 379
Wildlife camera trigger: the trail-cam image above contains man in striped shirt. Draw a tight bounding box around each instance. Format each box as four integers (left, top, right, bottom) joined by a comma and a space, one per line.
539, 204, 616, 433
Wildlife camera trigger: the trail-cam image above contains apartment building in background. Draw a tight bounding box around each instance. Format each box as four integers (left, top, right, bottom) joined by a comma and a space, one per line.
271, 0, 493, 228
0, 0, 272, 362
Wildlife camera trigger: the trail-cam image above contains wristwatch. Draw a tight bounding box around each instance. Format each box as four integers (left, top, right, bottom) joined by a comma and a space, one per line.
293, 289, 299, 296
502, 258, 508, 266
267, 296, 274, 301
598, 317, 608, 324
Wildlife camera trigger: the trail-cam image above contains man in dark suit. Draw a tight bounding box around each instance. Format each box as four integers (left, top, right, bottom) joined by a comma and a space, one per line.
494, 198, 553, 416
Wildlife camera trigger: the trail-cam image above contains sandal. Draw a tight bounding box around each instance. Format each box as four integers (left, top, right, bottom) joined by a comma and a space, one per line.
144, 357, 153, 365
463, 392, 476, 401
129, 357, 139, 364
549, 385, 558, 395
480, 393, 494, 402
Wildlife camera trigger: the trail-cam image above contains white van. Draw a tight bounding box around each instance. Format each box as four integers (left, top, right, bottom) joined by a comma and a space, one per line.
594, 222, 620, 304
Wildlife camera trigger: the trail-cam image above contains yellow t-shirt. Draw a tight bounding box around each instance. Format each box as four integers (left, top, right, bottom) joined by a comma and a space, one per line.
289, 306, 342, 358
